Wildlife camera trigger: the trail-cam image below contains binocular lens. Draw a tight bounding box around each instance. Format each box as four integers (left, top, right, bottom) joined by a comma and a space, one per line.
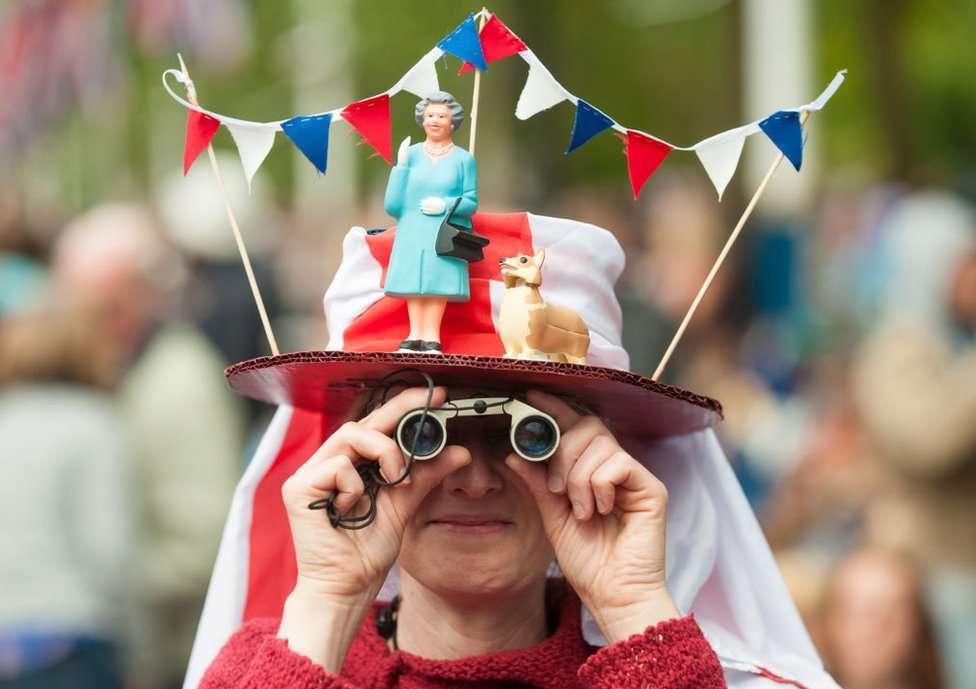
398, 412, 445, 458
513, 415, 558, 459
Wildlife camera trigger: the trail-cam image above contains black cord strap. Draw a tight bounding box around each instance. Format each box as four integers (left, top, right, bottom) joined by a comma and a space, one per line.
308, 369, 435, 529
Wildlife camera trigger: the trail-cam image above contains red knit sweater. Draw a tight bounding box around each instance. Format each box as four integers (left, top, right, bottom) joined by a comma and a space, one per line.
200, 589, 726, 689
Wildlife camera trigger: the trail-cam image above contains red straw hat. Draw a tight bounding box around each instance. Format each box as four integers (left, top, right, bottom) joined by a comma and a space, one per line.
226, 211, 721, 437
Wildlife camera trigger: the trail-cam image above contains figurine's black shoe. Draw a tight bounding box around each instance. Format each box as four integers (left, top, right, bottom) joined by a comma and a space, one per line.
420, 341, 443, 354
397, 339, 422, 352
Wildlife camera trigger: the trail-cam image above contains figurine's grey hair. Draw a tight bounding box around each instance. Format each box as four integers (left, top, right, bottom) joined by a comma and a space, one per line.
415, 91, 465, 131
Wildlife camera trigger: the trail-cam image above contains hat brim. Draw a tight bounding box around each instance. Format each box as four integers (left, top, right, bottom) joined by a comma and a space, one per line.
226, 351, 722, 438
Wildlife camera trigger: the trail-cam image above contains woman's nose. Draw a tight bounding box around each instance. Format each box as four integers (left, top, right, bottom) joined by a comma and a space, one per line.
441, 448, 503, 499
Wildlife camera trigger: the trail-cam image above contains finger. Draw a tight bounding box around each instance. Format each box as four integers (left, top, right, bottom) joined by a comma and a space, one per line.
545, 415, 605, 494
360, 386, 448, 436
318, 422, 406, 484
590, 453, 668, 516
590, 453, 631, 515
283, 454, 364, 513
566, 435, 617, 520
526, 390, 582, 431
321, 456, 368, 514
389, 445, 472, 522
504, 454, 571, 527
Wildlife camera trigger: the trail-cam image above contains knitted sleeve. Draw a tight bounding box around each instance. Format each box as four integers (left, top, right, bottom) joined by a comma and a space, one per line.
199, 618, 363, 689
577, 615, 727, 689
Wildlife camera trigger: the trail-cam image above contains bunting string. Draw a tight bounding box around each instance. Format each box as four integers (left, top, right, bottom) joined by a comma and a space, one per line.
163, 8, 845, 199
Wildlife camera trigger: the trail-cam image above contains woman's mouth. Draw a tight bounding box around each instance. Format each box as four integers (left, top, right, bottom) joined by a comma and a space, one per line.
428, 515, 513, 534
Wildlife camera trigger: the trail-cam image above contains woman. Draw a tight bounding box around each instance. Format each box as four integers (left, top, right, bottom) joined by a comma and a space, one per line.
821, 548, 945, 689
198, 386, 727, 688
0, 305, 132, 689
384, 91, 478, 354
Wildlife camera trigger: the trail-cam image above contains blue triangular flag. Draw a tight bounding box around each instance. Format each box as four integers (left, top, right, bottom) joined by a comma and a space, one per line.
281, 113, 332, 174
437, 13, 487, 72
566, 99, 615, 154
758, 110, 803, 171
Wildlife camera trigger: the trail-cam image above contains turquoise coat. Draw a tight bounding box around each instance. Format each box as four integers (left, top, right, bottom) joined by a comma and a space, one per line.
383, 144, 478, 301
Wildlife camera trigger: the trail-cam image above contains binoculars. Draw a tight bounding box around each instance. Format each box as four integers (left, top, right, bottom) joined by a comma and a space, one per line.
395, 397, 560, 461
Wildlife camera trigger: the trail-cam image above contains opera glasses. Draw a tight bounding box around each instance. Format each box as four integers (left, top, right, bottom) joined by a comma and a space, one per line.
396, 397, 560, 461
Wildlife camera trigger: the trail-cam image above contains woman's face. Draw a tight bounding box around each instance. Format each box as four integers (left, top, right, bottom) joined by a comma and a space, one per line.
422, 103, 453, 144
398, 413, 554, 599
823, 552, 921, 686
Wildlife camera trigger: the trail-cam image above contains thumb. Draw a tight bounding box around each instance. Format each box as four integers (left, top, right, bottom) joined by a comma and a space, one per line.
505, 455, 571, 527
389, 445, 470, 519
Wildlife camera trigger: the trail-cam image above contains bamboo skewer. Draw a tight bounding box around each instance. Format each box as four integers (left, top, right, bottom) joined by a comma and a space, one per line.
468, 8, 489, 155
177, 53, 280, 357
652, 109, 811, 382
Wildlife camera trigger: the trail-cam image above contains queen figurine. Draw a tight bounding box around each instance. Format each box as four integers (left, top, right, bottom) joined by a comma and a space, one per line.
384, 91, 477, 353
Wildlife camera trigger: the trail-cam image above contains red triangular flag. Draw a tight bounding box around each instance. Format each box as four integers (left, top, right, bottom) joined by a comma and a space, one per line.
625, 130, 672, 199
341, 93, 392, 164
183, 109, 221, 175
459, 14, 527, 75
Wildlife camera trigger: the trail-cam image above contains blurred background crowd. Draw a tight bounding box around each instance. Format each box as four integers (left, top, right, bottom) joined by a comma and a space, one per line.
1, 1, 974, 689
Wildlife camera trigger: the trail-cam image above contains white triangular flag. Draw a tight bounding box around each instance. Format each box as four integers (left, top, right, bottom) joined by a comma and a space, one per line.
694, 128, 748, 201
396, 48, 441, 99
226, 123, 276, 192
515, 52, 567, 120
807, 69, 847, 111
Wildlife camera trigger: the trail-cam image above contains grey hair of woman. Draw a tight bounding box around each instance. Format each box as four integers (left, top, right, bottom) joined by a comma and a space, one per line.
414, 91, 465, 131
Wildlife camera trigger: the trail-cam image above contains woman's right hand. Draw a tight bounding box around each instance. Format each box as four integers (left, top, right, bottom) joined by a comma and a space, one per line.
281, 385, 468, 603
277, 386, 469, 671
396, 136, 411, 167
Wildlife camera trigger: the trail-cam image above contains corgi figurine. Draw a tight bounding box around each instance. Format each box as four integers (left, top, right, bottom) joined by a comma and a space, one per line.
498, 249, 589, 364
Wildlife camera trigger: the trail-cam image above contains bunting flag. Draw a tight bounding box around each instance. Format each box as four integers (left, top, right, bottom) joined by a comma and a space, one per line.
626, 131, 673, 199
515, 56, 567, 120
183, 110, 221, 175
281, 114, 332, 174
758, 110, 803, 171
566, 99, 615, 154
227, 124, 277, 190
395, 48, 441, 99
164, 7, 846, 202
694, 128, 748, 201
437, 13, 487, 72
459, 13, 527, 75
341, 94, 392, 164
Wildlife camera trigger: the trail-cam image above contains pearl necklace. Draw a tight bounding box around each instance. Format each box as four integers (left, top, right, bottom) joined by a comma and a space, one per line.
423, 141, 454, 157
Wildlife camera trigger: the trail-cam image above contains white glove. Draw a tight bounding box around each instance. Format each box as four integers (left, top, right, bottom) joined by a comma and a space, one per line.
396, 136, 411, 167
420, 196, 447, 215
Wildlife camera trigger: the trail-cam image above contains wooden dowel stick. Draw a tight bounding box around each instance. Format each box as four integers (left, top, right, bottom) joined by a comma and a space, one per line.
652, 110, 811, 382
177, 54, 280, 357
468, 8, 489, 155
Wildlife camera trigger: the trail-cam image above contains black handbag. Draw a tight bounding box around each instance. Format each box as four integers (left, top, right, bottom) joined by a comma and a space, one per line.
435, 197, 490, 262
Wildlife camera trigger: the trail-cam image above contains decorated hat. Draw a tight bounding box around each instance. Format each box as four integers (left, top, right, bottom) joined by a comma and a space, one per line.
226, 211, 722, 437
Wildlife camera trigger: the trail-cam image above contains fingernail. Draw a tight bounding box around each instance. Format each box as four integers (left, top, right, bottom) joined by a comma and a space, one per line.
572, 502, 585, 519
548, 476, 564, 493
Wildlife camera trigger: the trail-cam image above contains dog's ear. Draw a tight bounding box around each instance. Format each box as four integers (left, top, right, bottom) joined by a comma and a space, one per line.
535, 248, 546, 267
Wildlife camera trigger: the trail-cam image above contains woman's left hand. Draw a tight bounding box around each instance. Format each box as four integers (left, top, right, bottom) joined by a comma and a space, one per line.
505, 390, 681, 644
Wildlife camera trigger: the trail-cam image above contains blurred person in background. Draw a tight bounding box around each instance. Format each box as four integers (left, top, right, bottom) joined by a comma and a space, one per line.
820, 547, 945, 689
51, 203, 246, 689
0, 304, 132, 689
852, 191, 976, 689
157, 153, 281, 382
